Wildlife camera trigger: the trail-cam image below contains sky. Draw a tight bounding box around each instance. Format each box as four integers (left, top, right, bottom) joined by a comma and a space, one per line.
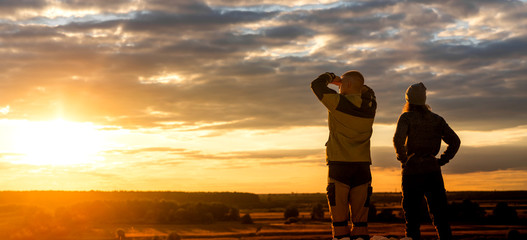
0, 0, 526, 193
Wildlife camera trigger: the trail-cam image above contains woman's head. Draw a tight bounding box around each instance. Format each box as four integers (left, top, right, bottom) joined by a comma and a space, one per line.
406, 82, 426, 105
403, 82, 431, 113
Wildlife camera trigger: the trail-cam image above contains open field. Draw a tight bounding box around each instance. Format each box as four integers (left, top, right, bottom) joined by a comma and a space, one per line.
0, 191, 525, 240
10, 211, 523, 240
3, 213, 526, 239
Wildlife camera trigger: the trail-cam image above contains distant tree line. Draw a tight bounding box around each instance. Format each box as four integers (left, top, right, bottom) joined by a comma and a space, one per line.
365, 199, 524, 224
0, 191, 261, 209
2, 190, 524, 210
56, 200, 241, 225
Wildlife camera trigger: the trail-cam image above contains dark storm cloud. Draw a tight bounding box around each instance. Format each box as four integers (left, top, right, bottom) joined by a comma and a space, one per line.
420, 37, 527, 67
122, 10, 276, 32
106, 145, 527, 173
0, 0, 46, 10
371, 146, 527, 174
0, 0, 526, 131
263, 25, 315, 39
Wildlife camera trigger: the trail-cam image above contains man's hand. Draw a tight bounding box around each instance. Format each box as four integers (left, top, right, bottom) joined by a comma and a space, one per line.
401, 160, 407, 168
331, 75, 342, 86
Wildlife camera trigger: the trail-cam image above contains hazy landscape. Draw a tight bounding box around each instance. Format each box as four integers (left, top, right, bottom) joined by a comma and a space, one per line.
0, 191, 525, 240
1, 1, 527, 239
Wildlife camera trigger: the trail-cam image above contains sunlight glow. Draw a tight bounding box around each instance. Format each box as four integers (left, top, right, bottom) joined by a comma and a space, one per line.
0, 105, 9, 115
12, 120, 105, 165
308, 35, 332, 54
139, 72, 185, 84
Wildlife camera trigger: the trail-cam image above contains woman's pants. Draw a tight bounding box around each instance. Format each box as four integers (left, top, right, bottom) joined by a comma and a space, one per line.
402, 172, 452, 240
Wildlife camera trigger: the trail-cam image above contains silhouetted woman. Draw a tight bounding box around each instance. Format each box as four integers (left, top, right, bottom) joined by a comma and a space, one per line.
393, 82, 460, 240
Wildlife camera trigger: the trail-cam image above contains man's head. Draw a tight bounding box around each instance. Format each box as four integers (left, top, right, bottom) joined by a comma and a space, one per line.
339, 70, 364, 94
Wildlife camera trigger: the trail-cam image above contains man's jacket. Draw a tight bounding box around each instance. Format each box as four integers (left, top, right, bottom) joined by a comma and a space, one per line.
311, 73, 377, 164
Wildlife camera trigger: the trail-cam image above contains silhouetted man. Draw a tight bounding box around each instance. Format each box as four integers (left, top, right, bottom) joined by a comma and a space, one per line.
311, 71, 376, 240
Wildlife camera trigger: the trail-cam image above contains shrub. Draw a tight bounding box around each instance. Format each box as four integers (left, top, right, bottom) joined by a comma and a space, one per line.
368, 203, 377, 221
115, 228, 126, 240
284, 206, 299, 219
448, 199, 486, 223
241, 213, 253, 224
311, 203, 324, 220
376, 209, 400, 222
284, 217, 299, 224
492, 202, 518, 224
167, 232, 181, 240
506, 229, 522, 240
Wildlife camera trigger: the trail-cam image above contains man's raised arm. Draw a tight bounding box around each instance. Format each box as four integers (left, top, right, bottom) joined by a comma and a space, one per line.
310, 72, 341, 110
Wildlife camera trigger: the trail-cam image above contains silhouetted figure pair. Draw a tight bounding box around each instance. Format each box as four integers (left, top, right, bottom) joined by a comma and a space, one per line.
312, 72, 460, 240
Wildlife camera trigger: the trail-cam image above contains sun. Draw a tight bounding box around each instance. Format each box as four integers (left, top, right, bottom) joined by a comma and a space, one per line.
12, 119, 105, 166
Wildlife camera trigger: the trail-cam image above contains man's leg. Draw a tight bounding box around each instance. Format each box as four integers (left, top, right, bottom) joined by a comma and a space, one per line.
349, 181, 372, 240
327, 178, 351, 239
425, 173, 452, 240
402, 174, 424, 240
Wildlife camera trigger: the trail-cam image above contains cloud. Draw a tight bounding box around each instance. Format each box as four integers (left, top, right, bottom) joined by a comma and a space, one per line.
103, 144, 527, 175
371, 146, 527, 174
0, 0, 525, 133
105, 146, 323, 162
105, 147, 188, 155
0, 0, 47, 13
443, 146, 527, 174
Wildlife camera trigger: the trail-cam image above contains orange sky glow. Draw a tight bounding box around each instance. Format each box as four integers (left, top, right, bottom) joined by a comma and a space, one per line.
0, 119, 525, 193
0, 0, 526, 193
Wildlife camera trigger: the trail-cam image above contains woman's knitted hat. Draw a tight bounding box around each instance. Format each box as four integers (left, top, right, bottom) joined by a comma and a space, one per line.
406, 82, 427, 105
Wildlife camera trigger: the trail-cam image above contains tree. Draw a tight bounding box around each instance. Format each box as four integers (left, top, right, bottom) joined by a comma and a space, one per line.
227, 208, 240, 221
